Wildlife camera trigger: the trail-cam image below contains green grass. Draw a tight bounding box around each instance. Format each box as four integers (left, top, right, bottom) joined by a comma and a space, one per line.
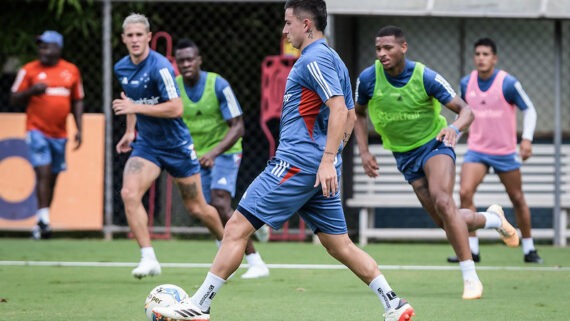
0, 239, 569, 320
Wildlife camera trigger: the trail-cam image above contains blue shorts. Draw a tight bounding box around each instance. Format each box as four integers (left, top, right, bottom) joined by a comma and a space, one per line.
130, 139, 200, 178
463, 150, 521, 173
393, 138, 456, 183
26, 130, 67, 173
200, 153, 242, 203
237, 158, 347, 235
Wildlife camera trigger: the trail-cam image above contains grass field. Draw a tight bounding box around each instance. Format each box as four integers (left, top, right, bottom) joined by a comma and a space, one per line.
0, 238, 569, 320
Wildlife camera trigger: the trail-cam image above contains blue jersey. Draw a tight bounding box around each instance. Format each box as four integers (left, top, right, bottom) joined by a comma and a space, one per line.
356, 59, 455, 106
114, 50, 191, 149
275, 39, 354, 172
460, 69, 529, 111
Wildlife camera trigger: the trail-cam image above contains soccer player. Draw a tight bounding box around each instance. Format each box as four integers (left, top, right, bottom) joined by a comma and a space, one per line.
353, 26, 520, 300
10, 30, 84, 240
174, 39, 269, 279
113, 13, 224, 279
446, 38, 542, 264
153, 1, 415, 320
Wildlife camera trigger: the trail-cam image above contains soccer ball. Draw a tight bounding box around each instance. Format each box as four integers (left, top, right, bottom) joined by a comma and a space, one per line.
144, 284, 189, 321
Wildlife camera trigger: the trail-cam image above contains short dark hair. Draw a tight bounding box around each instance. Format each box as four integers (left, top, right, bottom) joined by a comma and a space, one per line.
284, 0, 327, 32
376, 25, 406, 43
175, 38, 200, 55
474, 37, 497, 54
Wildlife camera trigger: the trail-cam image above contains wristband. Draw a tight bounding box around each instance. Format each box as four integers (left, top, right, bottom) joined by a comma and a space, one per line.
448, 124, 460, 135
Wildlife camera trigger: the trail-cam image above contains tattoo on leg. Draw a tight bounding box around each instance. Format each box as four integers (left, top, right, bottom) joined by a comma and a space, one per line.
125, 159, 144, 174
178, 182, 198, 200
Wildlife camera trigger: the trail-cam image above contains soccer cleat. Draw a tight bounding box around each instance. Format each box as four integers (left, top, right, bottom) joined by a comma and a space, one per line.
31, 221, 52, 240
383, 299, 415, 321
240, 265, 269, 279
487, 204, 519, 248
153, 299, 210, 320
462, 279, 483, 300
524, 250, 543, 263
254, 224, 270, 243
132, 259, 161, 279
447, 252, 480, 263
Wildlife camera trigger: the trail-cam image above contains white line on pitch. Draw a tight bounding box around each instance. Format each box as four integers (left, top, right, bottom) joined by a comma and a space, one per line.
0, 261, 568, 272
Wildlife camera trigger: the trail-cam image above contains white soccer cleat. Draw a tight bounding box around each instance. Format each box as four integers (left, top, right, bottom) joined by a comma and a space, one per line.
254, 224, 270, 243
487, 204, 519, 248
153, 299, 210, 320
132, 259, 161, 279
383, 299, 415, 321
462, 279, 483, 300
240, 265, 269, 279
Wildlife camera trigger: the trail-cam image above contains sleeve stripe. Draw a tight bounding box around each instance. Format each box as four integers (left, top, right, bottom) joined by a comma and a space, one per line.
514, 81, 534, 109
223, 86, 242, 118
435, 74, 456, 97
11, 69, 26, 92
159, 67, 179, 99
307, 61, 333, 99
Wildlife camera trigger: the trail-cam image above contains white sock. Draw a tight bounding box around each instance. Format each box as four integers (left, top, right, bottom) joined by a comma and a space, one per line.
37, 208, 50, 224
481, 211, 502, 229
245, 252, 265, 267
368, 275, 400, 311
459, 260, 479, 282
190, 272, 226, 311
469, 237, 480, 254
522, 238, 535, 254
141, 247, 157, 261
215, 239, 221, 248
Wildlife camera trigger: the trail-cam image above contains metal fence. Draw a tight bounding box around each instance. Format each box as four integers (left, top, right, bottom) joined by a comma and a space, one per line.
2, 1, 568, 240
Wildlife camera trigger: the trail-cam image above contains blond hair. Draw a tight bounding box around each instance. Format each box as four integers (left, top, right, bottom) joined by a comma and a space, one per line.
122, 13, 150, 32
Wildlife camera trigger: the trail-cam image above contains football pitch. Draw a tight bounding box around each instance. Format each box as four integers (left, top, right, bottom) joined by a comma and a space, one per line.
0, 239, 569, 321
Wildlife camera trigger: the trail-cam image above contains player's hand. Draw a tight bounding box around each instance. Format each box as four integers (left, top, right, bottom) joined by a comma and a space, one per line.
520, 139, 533, 161
361, 151, 379, 178
30, 83, 48, 96
116, 132, 135, 153
437, 126, 459, 147
199, 152, 215, 169
112, 92, 136, 115
314, 159, 338, 198
73, 131, 82, 150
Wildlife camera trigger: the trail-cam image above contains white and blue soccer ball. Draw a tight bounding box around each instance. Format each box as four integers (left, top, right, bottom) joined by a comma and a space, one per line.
144, 284, 189, 321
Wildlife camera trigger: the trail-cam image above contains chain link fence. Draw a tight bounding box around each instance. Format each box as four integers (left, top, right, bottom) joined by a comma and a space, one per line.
2, 1, 569, 238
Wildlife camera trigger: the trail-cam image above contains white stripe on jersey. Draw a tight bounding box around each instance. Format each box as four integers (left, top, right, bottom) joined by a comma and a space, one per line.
435, 73, 456, 97
223, 86, 241, 118
11, 69, 27, 92
354, 77, 361, 103
513, 81, 534, 110
159, 67, 179, 99
307, 61, 333, 99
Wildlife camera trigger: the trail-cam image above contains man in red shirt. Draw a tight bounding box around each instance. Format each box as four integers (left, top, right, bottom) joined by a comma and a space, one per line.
10, 30, 84, 239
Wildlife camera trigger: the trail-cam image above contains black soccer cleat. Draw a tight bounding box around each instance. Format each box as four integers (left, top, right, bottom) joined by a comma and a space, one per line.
524, 250, 543, 263
447, 252, 480, 263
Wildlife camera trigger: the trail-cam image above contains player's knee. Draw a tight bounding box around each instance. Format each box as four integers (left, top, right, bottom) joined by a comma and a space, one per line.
120, 187, 139, 204
459, 187, 475, 203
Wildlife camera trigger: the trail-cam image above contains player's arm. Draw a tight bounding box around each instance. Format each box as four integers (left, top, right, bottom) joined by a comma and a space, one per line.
506, 78, 537, 160
71, 99, 84, 150
316, 95, 348, 197
116, 113, 137, 154
112, 92, 183, 118
354, 102, 379, 178
9, 69, 47, 107
426, 70, 474, 147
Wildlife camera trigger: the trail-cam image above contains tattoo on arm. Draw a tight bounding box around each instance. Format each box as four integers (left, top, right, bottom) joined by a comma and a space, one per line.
177, 182, 198, 200
342, 132, 352, 148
